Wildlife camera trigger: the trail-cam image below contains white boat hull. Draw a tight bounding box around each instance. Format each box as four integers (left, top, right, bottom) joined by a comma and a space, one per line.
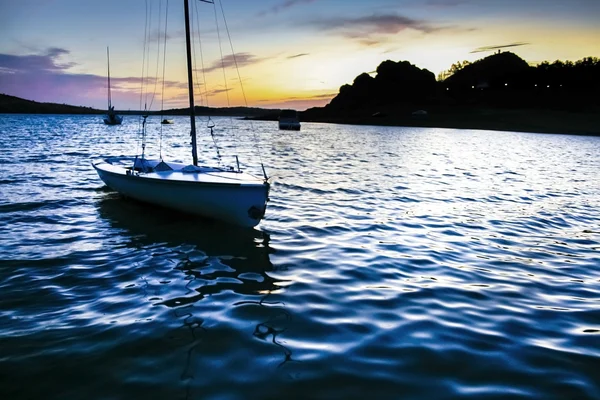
93, 158, 269, 228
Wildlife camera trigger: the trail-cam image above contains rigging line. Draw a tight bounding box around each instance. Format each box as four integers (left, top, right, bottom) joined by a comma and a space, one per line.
212, 0, 239, 160
190, 0, 203, 108
217, 0, 265, 173
212, 1, 231, 108
194, 4, 217, 124
218, 0, 249, 108
159, 0, 169, 159
106, 47, 111, 109
141, 0, 154, 160
144, 0, 154, 111
193, 0, 223, 165
189, 0, 209, 163
137, 0, 150, 162
193, 0, 210, 110
148, 0, 163, 111
139, 0, 149, 116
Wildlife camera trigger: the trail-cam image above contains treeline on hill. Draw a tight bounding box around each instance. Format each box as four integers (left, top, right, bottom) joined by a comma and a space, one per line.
303, 52, 600, 120
442, 53, 600, 109
0, 93, 102, 114
162, 105, 278, 117
0, 93, 277, 116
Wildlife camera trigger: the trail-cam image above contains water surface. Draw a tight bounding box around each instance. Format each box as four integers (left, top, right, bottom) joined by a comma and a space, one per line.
1, 114, 599, 399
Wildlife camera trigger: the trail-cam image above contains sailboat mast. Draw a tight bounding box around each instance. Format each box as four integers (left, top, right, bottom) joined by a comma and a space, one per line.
107, 47, 112, 109
184, 0, 199, 166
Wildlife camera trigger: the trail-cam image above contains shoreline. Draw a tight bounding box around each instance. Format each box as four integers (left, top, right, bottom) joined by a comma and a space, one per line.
304, 114, 600, 136
3, 109, 599, 137
263, 107, 600, 136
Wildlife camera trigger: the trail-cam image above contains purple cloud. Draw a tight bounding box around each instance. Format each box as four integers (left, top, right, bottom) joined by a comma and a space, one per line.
258, 0, 317, 16
148, 29, 184, 43
199, 53, 263, 73
426, 0, 471, 7
311, 14, 442, 37
0, 48, 187, 109
111, 76, 188, 91
303, 12, 468, 46
0, 47, 76, 74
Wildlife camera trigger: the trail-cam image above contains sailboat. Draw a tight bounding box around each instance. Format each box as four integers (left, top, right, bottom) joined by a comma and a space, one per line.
93, 0, 270, 228
103, 47, 123, 125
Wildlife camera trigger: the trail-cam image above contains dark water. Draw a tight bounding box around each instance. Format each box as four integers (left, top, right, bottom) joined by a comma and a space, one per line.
1, 114, 599, 399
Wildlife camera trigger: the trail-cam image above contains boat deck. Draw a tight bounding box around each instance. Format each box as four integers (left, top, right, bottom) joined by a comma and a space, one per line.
94, 158, 266, 186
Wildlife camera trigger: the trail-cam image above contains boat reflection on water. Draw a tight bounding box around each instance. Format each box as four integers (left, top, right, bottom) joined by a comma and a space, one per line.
96, 193, 280, 300
96, 193, 293, 390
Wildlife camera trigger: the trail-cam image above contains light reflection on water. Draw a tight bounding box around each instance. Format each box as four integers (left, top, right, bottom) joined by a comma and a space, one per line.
0, 114, 599, 399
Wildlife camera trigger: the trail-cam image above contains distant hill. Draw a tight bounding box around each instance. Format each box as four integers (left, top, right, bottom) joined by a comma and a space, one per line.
444, 51, 530, 89
0, 93, 103, 114
4, 51, 599, 134
302, 59, 438, 121
440, 53, 600, 109
0, 93, 279, 117
303, 52, 600, 119
299, 52, 600, 135
162, 105, 280, 117
325, 60, 436, 113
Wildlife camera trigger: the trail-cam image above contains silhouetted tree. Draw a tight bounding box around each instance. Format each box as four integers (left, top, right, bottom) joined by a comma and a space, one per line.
326, 60, 436, 113
302, 52, 600, 121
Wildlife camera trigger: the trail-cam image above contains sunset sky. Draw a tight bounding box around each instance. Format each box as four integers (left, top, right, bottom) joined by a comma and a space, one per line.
1, 0, 599, 111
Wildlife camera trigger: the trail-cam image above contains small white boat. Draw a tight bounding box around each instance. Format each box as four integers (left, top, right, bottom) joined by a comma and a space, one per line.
103, 47, 122, 125
278, 109, 301, 130
93, 0, 270, 227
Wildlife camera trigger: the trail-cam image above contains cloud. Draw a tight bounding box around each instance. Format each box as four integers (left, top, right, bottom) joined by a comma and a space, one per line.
46, 47, 70, 58
307, 13, 444, 44
257, 92, 336, 110
426, 0, 471, 7
259, 93, 336, 102
111, 76, 188, 91
356, 38, 384, 47
206, 88, 233, 96
258, 0, 317, 16
0, 47, 76, 73
0, 48, 188, 109
199, 52, 263, 73
470, 42, 530, 53
147, 28, 184, 43
287, 53, 309, 59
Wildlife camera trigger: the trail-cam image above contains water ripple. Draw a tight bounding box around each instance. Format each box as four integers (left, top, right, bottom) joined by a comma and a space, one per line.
0, 115, 599, 399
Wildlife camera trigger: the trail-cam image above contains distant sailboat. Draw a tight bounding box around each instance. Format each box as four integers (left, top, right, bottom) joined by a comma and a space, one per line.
93, 0, 270, 228
103, 47, 123, 125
